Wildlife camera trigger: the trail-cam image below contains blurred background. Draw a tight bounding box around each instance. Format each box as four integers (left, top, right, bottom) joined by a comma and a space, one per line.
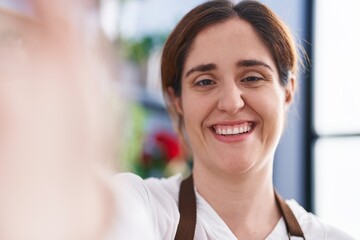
1, 0, 359, 238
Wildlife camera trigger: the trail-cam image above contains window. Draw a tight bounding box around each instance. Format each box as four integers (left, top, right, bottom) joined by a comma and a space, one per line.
313, 0, 360, 238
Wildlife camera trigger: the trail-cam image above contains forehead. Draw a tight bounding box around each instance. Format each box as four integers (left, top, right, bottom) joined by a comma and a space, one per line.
184, 18, 276, 72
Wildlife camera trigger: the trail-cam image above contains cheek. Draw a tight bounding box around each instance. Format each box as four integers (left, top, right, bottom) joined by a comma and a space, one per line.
181, 96, 202, 128
249, 89, 286, 134
180, 92, 212, 133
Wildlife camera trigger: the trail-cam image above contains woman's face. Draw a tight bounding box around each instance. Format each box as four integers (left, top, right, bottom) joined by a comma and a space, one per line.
170, 18, 294, 176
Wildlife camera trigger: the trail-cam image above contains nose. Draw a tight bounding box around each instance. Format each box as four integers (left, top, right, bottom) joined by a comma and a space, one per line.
217, 83, 245, 114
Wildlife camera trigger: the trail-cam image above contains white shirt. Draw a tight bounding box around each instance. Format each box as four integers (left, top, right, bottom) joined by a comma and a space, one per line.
109, 173, 355, 240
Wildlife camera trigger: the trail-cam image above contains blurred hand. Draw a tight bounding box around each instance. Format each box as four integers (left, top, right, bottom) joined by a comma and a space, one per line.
0, 1, 118, 239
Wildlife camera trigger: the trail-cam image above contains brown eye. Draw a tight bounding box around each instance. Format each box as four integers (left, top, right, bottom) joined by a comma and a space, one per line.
195, 79, 216, 86
241, 76, 264, 82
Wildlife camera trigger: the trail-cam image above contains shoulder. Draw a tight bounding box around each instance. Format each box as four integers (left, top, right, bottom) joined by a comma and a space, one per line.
110, 173, 183, 239
144, 173, 183, 203
286, 200, 355, 240
143, 174, 183, 236
109, 173, 154, 239
112, 172, 182, 203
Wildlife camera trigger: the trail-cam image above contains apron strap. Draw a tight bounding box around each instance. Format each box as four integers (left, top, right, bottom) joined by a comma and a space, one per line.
275, 191, 306, 239
175, 174, 305, 240
174, 174, 197, 240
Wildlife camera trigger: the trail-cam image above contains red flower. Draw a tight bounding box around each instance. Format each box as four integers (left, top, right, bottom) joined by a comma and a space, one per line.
154, 131, 182, 161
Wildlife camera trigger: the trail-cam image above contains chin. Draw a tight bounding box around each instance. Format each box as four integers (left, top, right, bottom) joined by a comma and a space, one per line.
217, 158, 257, 176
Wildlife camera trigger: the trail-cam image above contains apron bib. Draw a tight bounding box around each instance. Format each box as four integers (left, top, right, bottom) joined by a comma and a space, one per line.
175, 174, 305, 240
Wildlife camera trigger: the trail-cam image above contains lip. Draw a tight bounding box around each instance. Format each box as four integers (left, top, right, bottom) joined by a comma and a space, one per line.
209, 121, 255, 143
211, 120, 253, 126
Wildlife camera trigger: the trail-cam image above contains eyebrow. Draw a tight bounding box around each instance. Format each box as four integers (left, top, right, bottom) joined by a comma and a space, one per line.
236, 59, 274, 71
184, 59, 273, 78
184, 63, 217, 78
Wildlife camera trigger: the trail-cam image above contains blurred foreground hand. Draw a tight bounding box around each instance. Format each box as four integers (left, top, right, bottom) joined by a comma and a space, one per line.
0, 1, 119, 239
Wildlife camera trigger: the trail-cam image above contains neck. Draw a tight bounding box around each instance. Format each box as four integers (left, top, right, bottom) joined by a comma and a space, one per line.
193, 162, 281, 239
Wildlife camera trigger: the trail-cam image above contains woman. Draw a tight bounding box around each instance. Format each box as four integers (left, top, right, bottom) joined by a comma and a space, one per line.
113, 1, 354, 239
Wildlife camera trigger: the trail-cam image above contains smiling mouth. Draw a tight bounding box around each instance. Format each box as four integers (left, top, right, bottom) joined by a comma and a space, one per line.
212, 122, 255, 136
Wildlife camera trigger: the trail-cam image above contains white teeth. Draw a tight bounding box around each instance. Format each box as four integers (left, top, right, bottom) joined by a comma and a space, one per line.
233, 127, 239, 134
214, 123, 253, 136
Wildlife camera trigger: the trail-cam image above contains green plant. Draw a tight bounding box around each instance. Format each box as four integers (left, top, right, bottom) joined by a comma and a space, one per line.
118, 33, 167, 64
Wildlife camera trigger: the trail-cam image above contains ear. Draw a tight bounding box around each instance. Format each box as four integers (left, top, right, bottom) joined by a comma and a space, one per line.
167, 87, 183, 115
284, 75, 295, 109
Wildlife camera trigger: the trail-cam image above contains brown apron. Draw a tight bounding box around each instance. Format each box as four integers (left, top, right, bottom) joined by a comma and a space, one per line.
174, 174, 305, 240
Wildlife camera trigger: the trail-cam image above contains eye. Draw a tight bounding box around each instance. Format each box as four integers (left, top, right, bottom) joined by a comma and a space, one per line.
241, 76, 264, 82
195, 79, 216, 86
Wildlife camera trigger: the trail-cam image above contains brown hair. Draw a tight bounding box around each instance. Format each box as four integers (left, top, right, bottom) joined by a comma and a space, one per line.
161, 0, 298, 145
